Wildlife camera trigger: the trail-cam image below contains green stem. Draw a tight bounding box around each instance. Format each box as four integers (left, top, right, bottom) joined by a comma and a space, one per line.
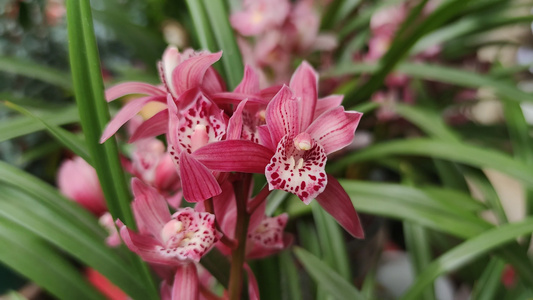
228, 174, 252, 300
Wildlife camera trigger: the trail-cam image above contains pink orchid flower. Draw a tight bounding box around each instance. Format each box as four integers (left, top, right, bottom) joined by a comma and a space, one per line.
230, 0, 290, 36
190, 62, 364, 238
57, 156, 107, 216
117, 178, 218, 265
100, 47, 224, 143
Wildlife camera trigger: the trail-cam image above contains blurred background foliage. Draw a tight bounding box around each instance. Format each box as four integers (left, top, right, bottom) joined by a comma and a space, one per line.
1, 0, 533, 299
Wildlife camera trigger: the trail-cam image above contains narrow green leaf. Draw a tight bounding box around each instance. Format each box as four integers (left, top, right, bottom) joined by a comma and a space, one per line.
185, 0, 219, 52
394, 103, 460, 142
0, 160, 102, 235
66, 0, 158, 296
202, 0, 244, 89
294, 247, 367, 300
403, 223, 436, 300
326, 62, 533, 105
279, 251, 303, 300
4, 101, 91, 164
401, 218, 533, 300
0, 56, 72, 90
329, 138, 533, 189
311, 202, 351, 281
470, 258, 505, 300
0, 105, 79, 142
0, 184, 150, 299
0, 218, 104, 300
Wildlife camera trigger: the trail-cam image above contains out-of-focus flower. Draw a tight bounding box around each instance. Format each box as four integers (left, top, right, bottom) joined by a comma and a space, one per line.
230, 0, 290, 36
57, 156, 107, 216
98, 212, 121, 247
45, 0, 66, 26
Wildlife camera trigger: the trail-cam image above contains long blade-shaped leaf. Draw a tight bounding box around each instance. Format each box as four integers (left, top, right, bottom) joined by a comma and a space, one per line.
294, 247, 366, 300
4, 101, 91, 163
0, 218, 104, 300
0, 184, 149, 298
0, 104, 79, 142
202, 0, 244, 89
0, 56, 72, 90
66, 0, 158, 297
400, 218, 533, 299
329, 138, 533, 188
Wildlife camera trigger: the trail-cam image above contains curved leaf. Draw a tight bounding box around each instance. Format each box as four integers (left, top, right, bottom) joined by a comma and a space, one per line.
401, 218, 533, 299
330, 138, 533, 188
0, 218, 104, 300
294, 247, 367, 300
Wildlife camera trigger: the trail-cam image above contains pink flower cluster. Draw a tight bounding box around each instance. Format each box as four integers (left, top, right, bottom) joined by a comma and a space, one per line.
363, 2, 441, 120
59, 45, 364, 299
230, 0, 337, 84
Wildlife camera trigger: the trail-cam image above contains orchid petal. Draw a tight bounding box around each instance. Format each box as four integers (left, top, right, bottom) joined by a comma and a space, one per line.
211, 92, 267, 105
160, 47, 181, 97
179, 152, 222, 202
192, 140, 274, 173
167, 208, 218, 261
172, 263, 199, 300
315, 95, 344, 117
173, 51, 223, 96
315, 175, 364, 239
226, 99, 248, 140
246, 234, 293, 260
171, 91, 226, 154
247, 213, 288, 249
265, 135, 328, 204
105, 82, 165, 101
202, 67, 226, 95
129, 110, 169, 142
307, 107, 363, 154
131, 178, 171, 237
289, 61, 318, 129
117, 221, 175, 265
266, 85, 300, 144
257, 125, 275, 150
100, 96, 165, 143
235, 65, 260, 94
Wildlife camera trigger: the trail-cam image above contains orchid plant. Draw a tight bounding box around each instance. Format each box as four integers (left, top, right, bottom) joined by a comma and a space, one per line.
2, 0, 533, 300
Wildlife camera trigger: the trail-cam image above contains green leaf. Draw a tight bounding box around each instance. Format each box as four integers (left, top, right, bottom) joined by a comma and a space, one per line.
294, 247, 367, 300
0, 218, 104, 300
202, 0, 244, 89
0, 56, 72, 90
394, 103, 460, 142
279, 251, 303, 300
185, 0, 218, 53
200, 248, 230, 288
400, 218, 533, 300
4, 101, 91, 164
66, 0, 158, 296
338, 180, 490, 239
470, 258, 505, 300
0, 104, 79, 143
403, 223, 435, 300
0, 184, 150, 299
329, 138, 533, 189
326, 62, 533, 106
311, 202, 351, 281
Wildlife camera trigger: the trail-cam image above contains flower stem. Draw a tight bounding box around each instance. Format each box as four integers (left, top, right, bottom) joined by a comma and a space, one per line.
228, 174, 252, 300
